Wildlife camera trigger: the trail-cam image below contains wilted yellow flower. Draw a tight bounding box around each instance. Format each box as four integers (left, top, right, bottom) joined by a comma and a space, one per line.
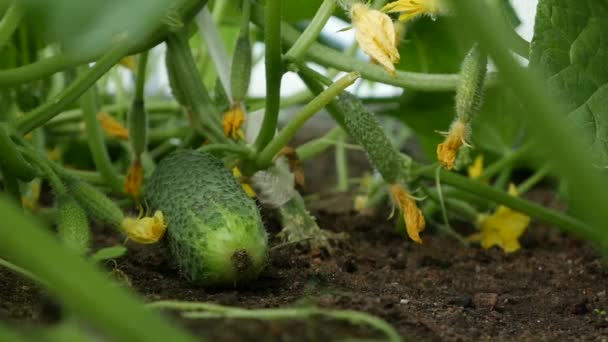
351, 3, 400, 75
437, 120, 470, 170
382, 0, 449, 22
97, 112, 129, 140
125, 159, 143, 202
390, 184, 425, 243
222, 104, 246, 140
122, 210, 167, 244
469, 184, 530, 253
468, 155, 484, 179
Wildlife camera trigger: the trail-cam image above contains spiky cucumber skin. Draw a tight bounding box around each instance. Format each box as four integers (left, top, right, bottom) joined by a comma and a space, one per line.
144, 150, 268, 286
340, 92, 402, 183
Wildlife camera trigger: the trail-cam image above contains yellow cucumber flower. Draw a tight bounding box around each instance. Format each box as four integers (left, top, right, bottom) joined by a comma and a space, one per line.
468, 155, 484, 179
437, 120, 470, 170
350, 3, 400, 75
122, 210, 167, 244
222, 104, 246, 140
390, 184, 425, 243
382, 0, 449, 22
469, 184, 531, 253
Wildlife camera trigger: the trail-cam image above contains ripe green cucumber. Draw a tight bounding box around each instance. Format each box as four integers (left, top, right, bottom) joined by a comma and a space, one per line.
144, 150, 268, 286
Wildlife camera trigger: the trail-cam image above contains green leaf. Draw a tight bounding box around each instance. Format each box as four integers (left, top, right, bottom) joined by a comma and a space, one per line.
471, 86, 525, 155
397, 17, 472, 73
530, 0, 608, 166
90, 245, 127, 263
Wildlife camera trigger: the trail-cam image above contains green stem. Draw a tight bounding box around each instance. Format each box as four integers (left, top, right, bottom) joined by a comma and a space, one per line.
64, 169, 109, 186
80, 79, 124, 193
147, 301, 400, 342
335, 133, 349, 192
248, 89, 313, 112
0, 257, 44, 285
48, 100, 181, 126
134, 52, 148, 101
0, 2, 23, 49
493, 166, 512, 192
129, 51, 149, 156
0, 164, 20, 202
284, 0, 337, 62
415, 166, 594, 240
517, 165, 551, 195
296, 126, 344, 161
477, 143, 532, 182
0, 195, 195, 342
254, 0, 284, 151
19, 147, 66, 196
250, 3, 499, 92
165, 31, 228, 144
0, 125, 36, 181
15, 42, 131, 135
256, 72, 359, 168
199, 143, 254, 158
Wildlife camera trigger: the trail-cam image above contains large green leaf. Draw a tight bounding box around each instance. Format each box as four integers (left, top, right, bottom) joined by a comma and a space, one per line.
530, 0, 608, 165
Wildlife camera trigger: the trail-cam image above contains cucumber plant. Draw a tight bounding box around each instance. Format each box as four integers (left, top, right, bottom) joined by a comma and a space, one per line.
1, 0, 608, 339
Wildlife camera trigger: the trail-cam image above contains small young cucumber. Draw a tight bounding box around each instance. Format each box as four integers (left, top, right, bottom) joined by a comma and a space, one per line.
339, 92, 403, 183
144, 150, 268, 286
56, 194, 90, 255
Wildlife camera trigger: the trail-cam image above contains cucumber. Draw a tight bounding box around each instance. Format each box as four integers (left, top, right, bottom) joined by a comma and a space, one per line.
144, 150, 268, 286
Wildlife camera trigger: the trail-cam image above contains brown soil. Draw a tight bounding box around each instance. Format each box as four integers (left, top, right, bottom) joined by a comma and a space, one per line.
2, 189, 608, 341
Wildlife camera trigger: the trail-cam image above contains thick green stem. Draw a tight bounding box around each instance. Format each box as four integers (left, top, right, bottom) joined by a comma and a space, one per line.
256, 72, 359, 168
284, 0, 337, 62
517, 165, 551, 195
15, 42, 131, 135
250, 3, 499, 92
335, 134, 349, 192
129, 51, 149, 156
415, 166, 595, 241
0, 195, 195, 342
0, 2, 23, 49
254, 0, 284, 151
80, 80, 124, 193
